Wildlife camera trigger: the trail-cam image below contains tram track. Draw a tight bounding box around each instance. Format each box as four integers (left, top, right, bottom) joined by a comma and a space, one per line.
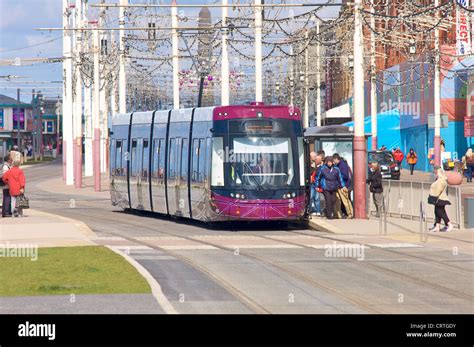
42, 205, 386, 314
253, 232, 474, 303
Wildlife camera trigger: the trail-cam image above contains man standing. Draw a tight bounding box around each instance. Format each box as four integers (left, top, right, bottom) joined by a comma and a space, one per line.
367, 162, 384, 218
1, 155, 12, 217
309, 151, 322, 216
333, 153, 353, 219
316, 156, 345, 219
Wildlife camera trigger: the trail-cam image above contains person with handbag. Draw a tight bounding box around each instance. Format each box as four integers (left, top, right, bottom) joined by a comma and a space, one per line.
2, 160, 26, 217
428, 166, 453, 232
1, 155, 12, 217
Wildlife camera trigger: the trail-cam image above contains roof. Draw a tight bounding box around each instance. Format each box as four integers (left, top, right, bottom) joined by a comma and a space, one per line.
0, 94, 31, 107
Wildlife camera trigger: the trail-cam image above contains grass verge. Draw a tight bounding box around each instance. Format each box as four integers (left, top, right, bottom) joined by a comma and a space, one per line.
0, 246, 151, 296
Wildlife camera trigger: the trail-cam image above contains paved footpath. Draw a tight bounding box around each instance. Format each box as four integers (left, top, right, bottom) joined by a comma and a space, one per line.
0, 164, 165, 314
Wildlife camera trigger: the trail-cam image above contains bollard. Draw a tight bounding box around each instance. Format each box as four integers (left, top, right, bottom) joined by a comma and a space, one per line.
383, 195, 388, 235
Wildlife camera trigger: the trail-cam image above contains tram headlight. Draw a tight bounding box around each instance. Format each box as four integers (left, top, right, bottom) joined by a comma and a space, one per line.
241, 194, 246, 200
291, 192, 296, 198
236, 194, 240, 199
230, 192, 235, 198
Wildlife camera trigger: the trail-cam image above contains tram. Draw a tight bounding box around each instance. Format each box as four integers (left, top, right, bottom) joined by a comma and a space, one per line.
109, 103, 308, 222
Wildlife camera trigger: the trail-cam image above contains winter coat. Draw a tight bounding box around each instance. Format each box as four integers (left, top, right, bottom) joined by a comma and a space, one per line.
393, 150, 404, 163
316, 165, 344, 192
2, 166, 25, 197
406, 152, 418, 164
366, 169, 383, 193
429, 171, 449, 203
336, 160, 352, 188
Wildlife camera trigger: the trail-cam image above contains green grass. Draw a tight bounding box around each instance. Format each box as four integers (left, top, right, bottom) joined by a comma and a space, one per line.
23, 156, 56, 165
0, 246, 151, 297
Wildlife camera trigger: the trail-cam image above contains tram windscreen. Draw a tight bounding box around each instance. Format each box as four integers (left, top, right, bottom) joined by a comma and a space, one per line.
229, 137, 295, 188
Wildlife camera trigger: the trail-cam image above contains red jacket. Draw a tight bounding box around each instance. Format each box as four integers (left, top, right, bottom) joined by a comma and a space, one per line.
393, 150, 404, 163
2, 166, 25, 197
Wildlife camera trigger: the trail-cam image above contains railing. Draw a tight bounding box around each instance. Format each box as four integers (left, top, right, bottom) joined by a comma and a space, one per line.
368, 179, 463, 229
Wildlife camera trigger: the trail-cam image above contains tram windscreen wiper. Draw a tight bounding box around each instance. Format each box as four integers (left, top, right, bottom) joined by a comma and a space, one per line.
242, 161, 264, 190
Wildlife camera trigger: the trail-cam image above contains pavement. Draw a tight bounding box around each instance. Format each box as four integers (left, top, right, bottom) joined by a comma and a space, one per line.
0, 163, 169, 314
308, 214, 474, 252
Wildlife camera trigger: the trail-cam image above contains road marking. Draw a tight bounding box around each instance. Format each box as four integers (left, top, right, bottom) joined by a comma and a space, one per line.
106, 245, 178, 314
368, 243, 422, 248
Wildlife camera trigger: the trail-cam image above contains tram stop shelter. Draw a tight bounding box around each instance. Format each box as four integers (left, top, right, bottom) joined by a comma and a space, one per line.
304, 125, 371, 169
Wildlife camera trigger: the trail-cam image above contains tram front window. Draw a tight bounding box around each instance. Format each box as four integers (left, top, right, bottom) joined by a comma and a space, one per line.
230, 137, 295, 188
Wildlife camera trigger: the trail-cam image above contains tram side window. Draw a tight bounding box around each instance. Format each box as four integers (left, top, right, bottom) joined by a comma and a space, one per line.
211, 137, 224, 186
158, 139, 165, 180
192, 139, 200, 183
131, 139, 138, 176
198, 138, 206, 183
180, 139, 188, 181
152, 139, 160, 179
115, 140, 123, 175
142, 139, 149, 179
168, 138, 177, 180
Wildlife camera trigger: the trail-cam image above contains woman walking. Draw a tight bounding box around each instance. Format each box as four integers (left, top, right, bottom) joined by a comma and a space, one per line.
316, 156, 345, 219
2, 160, 26, 217
406, 148, 418, 175
428, 166, 453, 232
466, 148, 474, 183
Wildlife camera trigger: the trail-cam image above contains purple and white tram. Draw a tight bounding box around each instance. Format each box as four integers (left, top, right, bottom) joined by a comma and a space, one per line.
109, 103, 308, 222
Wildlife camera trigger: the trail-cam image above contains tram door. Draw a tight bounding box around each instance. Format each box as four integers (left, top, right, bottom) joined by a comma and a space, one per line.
167, 137, 187, 216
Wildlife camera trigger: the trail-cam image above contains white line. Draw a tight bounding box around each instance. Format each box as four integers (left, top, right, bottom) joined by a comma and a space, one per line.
106, 245, 178, 314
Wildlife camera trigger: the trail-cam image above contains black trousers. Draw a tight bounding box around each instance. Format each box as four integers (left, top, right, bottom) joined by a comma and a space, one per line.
434, 204, 450, 225
323, 190, 337, 218
2, 188, 11, 217
409, 164, 415, 175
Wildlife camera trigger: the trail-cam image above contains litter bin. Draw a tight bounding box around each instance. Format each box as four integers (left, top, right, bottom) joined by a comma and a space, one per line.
466, 197, 474, 229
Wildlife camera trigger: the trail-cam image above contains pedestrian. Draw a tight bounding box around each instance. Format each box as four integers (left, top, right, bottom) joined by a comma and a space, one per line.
316, 156, 345, 220
393, 147, 404, 168
366, 161, 384, 218
332, 153, 353, 219
309, 151, 322, 216
406, 148, 418, 175
428, 166, 453, 232
465, 148, 474, 183
2, 160, 26, 217
1, 155, 12, 217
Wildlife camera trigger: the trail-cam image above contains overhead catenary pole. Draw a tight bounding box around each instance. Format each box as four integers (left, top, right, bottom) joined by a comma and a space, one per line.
316, 19, 322, 127
255, 0, 263, 102
83, 0, 93, 177
99, 8, 108, 174
370, 0, 377, 150
434, 0, 441, 167
93, 22, 101, 191
353, 0, 367, 219
118, 0, 127, 113
221, 0, 230, 106
63, 0, 74, 185
73, 0, 83, 188
303, 29, 309, 128
172, 0, 180, 109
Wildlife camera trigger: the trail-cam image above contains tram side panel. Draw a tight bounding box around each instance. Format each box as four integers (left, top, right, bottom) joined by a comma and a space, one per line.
150, 110, 169, 215
129, 112, 153, 211
189, 107, 214, 222
167, 109, 192, 218
110, 123, 130, 209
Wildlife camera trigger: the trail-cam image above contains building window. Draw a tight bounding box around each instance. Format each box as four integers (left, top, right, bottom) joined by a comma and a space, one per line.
42, 120, 55, 134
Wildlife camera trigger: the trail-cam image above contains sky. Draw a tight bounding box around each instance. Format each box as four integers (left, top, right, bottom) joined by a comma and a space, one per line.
0, 0, 341, 103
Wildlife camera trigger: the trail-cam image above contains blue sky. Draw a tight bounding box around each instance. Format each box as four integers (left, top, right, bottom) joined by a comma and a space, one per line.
0, 0, 341, 103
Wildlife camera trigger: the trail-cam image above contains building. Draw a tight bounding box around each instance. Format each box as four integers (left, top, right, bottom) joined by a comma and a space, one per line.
0, 94, 33, 158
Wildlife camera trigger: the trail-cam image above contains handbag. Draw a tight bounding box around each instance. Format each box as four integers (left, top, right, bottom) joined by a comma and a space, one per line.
16, 194, 29, 209
427, 195, 438, 205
